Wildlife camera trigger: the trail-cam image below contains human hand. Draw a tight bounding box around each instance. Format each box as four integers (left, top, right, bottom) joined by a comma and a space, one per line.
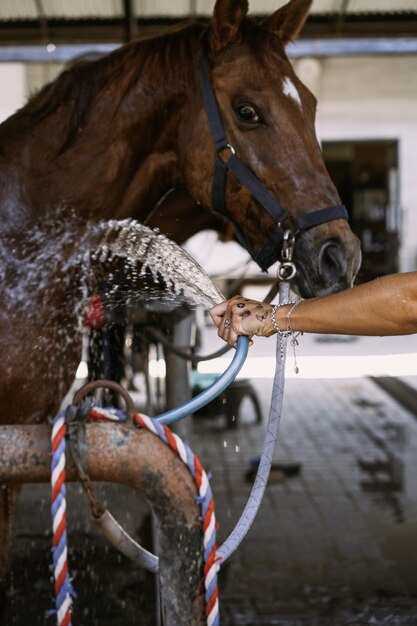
209, 296, 274, 347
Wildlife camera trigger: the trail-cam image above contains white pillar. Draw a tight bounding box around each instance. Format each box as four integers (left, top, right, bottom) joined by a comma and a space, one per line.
0, 63, 26, 123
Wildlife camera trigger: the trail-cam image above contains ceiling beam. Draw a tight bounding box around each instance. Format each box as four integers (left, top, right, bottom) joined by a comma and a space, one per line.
0, 13, 417, 46
1, 37, 417, 63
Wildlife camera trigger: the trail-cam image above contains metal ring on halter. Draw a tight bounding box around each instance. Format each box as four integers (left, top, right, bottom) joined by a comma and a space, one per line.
73, 379, 136, 420
277, 261, 297, 281
217, 143, 236, 163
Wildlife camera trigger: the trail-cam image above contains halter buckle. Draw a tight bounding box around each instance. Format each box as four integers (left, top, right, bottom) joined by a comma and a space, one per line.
281, 230, 295, 262
277, 230, 297, 281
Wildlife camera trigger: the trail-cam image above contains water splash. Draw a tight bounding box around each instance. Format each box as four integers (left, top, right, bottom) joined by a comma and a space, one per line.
1, 216, 224, 323
0, 214, 224, 405
92, 219, 225, 310
1, 218, 82, 312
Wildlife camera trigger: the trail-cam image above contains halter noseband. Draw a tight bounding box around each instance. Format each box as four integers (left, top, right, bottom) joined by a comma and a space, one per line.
198, 57, 348, 271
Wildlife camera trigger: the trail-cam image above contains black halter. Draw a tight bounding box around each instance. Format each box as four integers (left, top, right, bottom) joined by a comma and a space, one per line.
198, 58, 348, 271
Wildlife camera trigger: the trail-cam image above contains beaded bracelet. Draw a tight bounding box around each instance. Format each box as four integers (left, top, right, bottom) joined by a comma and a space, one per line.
286, 299, 303, 334
271, 300, 299, 337
271, 299, 303, 369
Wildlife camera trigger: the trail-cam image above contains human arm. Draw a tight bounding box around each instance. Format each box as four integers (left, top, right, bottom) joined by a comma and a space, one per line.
209, 272, 417, 347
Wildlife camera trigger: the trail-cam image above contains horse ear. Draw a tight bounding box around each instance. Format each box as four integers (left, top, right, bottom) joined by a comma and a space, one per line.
262, 0, 312, 44
210, 0, 249, 51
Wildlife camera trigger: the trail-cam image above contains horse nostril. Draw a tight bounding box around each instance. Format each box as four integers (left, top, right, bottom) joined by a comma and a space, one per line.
318, 241, 348, 287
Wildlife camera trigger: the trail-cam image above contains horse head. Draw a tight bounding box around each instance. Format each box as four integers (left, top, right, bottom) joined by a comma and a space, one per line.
0, 0, 360, 299
180, 0, 361, 297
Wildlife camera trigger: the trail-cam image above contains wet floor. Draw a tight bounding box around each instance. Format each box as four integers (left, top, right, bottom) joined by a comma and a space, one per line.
4, 335, 417, 625
4, 485, 157, 626
192, 374, 417, 626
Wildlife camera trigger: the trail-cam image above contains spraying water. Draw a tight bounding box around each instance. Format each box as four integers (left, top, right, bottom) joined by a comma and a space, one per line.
92, 219, 225, 310
0, 213, 225, 422
1, 215, 223, 320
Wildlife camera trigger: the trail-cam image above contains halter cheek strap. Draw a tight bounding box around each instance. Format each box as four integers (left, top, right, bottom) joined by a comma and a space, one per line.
198, 59, 348, 271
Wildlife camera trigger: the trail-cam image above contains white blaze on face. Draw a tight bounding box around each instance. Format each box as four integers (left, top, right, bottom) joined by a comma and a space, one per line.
282, 76, 302, 109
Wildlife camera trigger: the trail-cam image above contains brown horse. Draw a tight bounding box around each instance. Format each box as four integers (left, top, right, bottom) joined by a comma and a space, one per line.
0, 0, 361, 604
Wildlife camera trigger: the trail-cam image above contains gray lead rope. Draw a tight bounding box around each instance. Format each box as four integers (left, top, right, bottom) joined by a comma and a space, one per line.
217, 280, 290, 563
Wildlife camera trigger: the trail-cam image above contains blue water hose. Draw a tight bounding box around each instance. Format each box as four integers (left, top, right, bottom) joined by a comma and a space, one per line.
155, 335, 249, 425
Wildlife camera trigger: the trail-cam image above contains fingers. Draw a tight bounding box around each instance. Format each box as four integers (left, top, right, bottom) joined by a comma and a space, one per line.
210, 296, 258, 348
217, 310, 235, 347
218, 314, 254, 348
209, 301, 228, 328
209, 296, 244, 329
229, 330, 254, 348
222, 326, 253, 349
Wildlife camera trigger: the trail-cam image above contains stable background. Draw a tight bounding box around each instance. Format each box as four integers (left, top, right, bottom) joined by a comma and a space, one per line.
2, 2, 417, 625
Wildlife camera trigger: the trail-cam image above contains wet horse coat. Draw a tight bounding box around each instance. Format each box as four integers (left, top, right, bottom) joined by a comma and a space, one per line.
0, 0, 361, 602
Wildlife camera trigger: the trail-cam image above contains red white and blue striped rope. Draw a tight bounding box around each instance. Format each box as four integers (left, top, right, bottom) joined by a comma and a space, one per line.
132, 411, 220, 626
50, 406, 219, 626
51, 412, 74, 626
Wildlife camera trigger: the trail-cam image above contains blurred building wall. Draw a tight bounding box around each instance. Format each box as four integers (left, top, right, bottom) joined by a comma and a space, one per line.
297, 55, 417, 273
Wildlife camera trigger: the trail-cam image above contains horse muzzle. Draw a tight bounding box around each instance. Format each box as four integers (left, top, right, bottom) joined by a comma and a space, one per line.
293, 225, 362, 298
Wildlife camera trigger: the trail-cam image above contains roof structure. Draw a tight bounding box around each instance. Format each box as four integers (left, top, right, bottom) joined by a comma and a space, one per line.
1, 1, 417, 20
0, 0, 416, 61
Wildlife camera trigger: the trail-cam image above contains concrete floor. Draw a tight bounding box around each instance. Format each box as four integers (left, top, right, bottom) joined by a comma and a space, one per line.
199, 375, 417, 625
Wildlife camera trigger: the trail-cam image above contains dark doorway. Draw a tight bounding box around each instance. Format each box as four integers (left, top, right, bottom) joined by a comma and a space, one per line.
323, 140, 400, 283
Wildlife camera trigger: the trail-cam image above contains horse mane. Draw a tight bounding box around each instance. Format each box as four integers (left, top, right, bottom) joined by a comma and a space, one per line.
22, 17, 281, 153
24, 55, 113, 152
22, 22, 203, 152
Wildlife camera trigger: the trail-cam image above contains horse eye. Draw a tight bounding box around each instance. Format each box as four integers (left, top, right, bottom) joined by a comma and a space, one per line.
235, 104, 262, 124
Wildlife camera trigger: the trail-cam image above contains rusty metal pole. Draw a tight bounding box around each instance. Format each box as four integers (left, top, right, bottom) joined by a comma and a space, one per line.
0, 422, 205, 626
